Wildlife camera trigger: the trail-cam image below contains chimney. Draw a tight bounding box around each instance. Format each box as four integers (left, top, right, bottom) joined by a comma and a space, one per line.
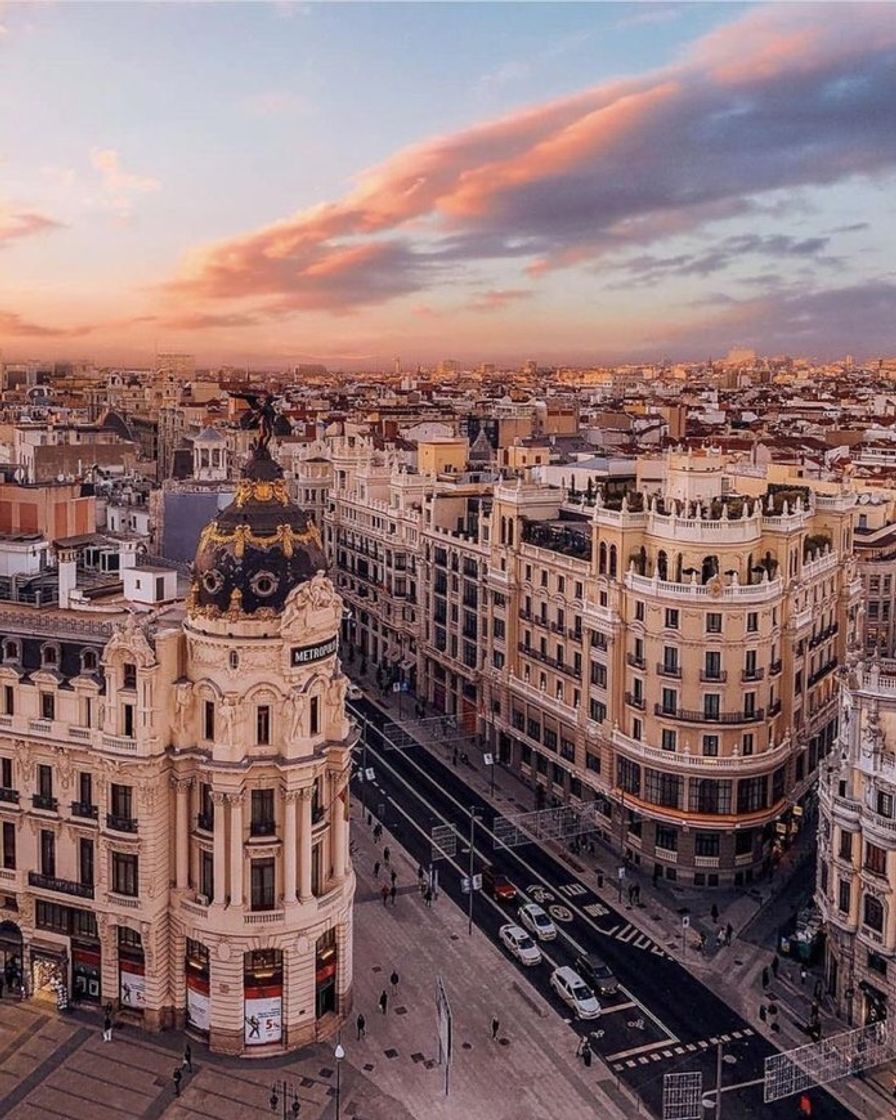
120, 539, 140, 570
57, 546, 78, 609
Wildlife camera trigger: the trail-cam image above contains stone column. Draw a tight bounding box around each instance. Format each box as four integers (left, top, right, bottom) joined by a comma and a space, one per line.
173, 778, 192, 890
331, 781, 347, 883
299, 787, 313, 902
227, 793, 243, 907
211, 791, 226, 906
284, 791, 299, 904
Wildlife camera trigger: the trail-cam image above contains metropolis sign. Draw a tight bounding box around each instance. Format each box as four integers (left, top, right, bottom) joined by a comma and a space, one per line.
290, 636, 338, 667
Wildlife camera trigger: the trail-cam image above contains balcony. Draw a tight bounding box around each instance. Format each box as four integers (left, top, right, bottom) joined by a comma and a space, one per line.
0, 787, 19, 805
70, 801, 99, 820
626, 653, 646, 670
249, 819, 277, 838
809, 659, 838, 687
656, 662, 681, 679
653, 704, 764, 724
32, 794, 58, 812
700, 670, 728, 683
626, 692, 646, 711
28, 871, 94, 899
742, 667, 765, 682
770, 660, 782, 676
768, 699, 782, 717
106, 813, 138, 833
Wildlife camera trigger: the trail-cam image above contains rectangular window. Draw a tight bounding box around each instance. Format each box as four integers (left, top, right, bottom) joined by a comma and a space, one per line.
663, 646, 679, 673
838, 830, 853, 860
737, 776, 768, 813
735, 830, 753, 856
661, 687, 677, 715
79, 838, 94, 887
742, 733, 754, 757
39, 828, 55, 877
589, 699, 606, 723
704, 650, 722, 679
590, 661, 607, 688
632, 717, 642, 741
1, 820, 14, 869
40, 692, 55, 721
310, 696, 320, 736
690, 779, 732, 814
122, 663, 137, 689
527, 717, 541, 742
2, 685, 12, 715
617, 757, 641, 796
865, 842, 887, 876
665, 608, 679, 629
661, 728, 677, 752
877, 791, 894, 819
123, 703, 135, 738
251, 789, 275, 836
1, 756, 11, 788
745, 649, 757, 676
703, 694, 720, 720
79, 772, 93, 807
251, 858, 276, 911
643, 769, 682, 809
837, 879, 851, 913
702, 735, 719, 757
585, 752, 600, 773
37, 764, 53, 799
112, 852, 139, 897
635, 601, 645, 622
200, 850, 214, 902
706, 612, 722, 633
746, 612, 758, 633
111, 783, 132, 819
655, 825, 678, 852
204, 700, 215, 741
256, 705, 271, 746
695, 832, 720, 857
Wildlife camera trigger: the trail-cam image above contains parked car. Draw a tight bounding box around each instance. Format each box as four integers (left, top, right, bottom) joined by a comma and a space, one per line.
574, 952, 618, 996
483, 865, 517, 902
517, 902, 558, 941
550, 966, 602, 1020
498, 923, 543, 966
346, 683, 363, 701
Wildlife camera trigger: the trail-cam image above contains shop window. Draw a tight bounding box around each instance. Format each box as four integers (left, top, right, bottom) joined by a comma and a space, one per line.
315, 930, 337, 1019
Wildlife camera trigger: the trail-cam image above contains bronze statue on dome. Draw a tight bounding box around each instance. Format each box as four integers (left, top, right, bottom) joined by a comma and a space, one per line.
231, 391, 279, 451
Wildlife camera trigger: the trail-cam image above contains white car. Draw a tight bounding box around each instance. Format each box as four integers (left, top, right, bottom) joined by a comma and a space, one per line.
346, 683, 363, 701
517, 902, 557, 941
498, 923, 543, 966
550, 966, 602, 1020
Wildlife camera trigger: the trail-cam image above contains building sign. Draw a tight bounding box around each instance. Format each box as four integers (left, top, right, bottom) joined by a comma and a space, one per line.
244, 986, 283, 1045
120, 958, 146, 1008
290, 636, 338, 667
186, 974, 210, 1033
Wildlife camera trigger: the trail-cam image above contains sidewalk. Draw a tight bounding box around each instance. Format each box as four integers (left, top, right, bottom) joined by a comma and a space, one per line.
367, 682, 896, 1120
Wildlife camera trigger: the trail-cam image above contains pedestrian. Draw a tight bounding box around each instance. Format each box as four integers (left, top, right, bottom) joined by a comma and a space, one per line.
173, 1067, 182, 1097
491, 1016, 500, 1041
390, 883, 397, 906
379, 990, 388, 1015
182, 1043, 192, 1072
800, 965, 807, 985
725, 922, 734, 946
384, 846, 391, 865
381, 883, 389, 907
390, 969, 399, 995
374, 860, 380, 879
759, 1004, 767, 1022
424, 886, 433, 907
710, 903, 719, 924
813, 978, 823, 1001
716, 926, 725, 948
798, 1091, 812, 1117
453, 747, 458, 766
771, 953, 780, 978
576, 1037, 587, 1060
373, 822, 382, 842
417, 865, 425, 887
103, 1012, 113, 1042
810, 1000, 819, 1021
356, 1012, 366, 1039
762, 966, 770, 989
390, 868, 397, 886
698, 932, 707, 954
582, 1042, 592, 1069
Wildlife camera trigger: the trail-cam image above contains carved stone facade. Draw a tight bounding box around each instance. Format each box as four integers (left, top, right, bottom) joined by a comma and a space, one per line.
0, 448, 355, 1055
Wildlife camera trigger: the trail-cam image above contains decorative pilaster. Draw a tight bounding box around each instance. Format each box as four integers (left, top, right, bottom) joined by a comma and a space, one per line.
226, 792, 243, 907
172, 778, 192, 890
284, 790, 300, 904
210, 791, 227, 906
331, 781, 347, 883
298, 787, 313, 902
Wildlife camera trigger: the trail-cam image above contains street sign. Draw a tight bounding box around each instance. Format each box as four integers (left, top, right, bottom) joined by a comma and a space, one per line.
364, 767, 375, 781
461, 876, 471, 894
431, 824, 457, 863
681, 915, 690, 928
392, 682, 401, 692
617, 866, 626, 880
483, 753, 494, 766
472, 873, 482, 891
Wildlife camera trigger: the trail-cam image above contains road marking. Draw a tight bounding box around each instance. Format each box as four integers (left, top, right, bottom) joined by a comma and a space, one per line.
559, 882, 587, 897
595, 1000, 637, 1017
353, 707, 680, 1045
606, 1040, 673, 1062
582, 902, 610, 919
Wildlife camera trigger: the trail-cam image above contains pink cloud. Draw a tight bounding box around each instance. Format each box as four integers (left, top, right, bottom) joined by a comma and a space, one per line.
0, 309, 94, 337
89, 147, 160, 218
163, 4, 896, 322
467, 288, 532, 313
0, 207, 63, 248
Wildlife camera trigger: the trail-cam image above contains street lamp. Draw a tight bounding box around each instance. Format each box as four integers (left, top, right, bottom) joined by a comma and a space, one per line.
334, 1040, 345, 1120
269, 1079, 301, 1119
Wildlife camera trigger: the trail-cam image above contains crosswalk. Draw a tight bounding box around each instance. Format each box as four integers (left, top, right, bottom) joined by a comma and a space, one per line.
610, 1028, 756, 1071
601, 919, 670, 958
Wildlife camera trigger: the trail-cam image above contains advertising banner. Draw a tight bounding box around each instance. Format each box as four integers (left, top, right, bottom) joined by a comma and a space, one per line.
186, 974, 210, 1033
119, 958, 146, 1008
244, 987, 283, 1045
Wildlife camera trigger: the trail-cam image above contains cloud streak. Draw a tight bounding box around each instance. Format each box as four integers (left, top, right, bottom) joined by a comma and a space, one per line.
163, 3, 896, 328
0, 206, 62, 248
0, 310, 94, 338
89, 147, 160, 218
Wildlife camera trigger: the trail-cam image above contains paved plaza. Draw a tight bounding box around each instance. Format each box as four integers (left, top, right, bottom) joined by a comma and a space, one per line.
0, 799, 636, 1120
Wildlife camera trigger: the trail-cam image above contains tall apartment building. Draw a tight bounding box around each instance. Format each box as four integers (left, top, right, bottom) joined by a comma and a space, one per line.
855, 517, 896, 659
482, 453, 861, 886
0, 443, 355, 1053
816, 654, 896, 1026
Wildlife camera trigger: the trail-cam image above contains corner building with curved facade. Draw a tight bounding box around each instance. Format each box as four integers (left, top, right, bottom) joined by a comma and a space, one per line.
0, 445, 355, 1055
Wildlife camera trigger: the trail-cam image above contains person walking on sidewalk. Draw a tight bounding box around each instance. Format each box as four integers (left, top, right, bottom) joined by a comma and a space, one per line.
379, 990, 388, 1015
389, 883, 397, 906
424, 886, 433, 907
356, 1013, 366, 1039
173, 1067, 182, 1097
390, 868, 397, 886
725, 922, 734, 946
374, 859, 380, 879
381, 883, 389, 907
698, 931, 707, 954
800, 965, 808, 985
491, 1016, 500, 1041
798, 1092, 812, 1117
102, 1012, 113, 1042
417, 865, 425, 889
390, 969, 400, 996
373, 822, 382, 842
771, 953, 780, 979
762, 966, 770, 989
383, 846, 391, 866
182, 1043, 192, 1073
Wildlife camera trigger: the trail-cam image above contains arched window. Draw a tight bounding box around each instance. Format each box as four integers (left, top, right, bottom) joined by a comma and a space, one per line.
609, 545, 618, 578
598, 542, 607, 575
3, 639, 20, 663
81, 649, 98, 673
41, 643, 59, 668
657, 550, 668, 581
229, 650, 240, 670
701, 555, 719, 584
864, 894, 884, 933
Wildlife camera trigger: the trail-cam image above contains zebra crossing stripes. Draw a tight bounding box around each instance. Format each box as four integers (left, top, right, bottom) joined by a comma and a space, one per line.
613, 1030, 756, 1072
602, 920, 669, 957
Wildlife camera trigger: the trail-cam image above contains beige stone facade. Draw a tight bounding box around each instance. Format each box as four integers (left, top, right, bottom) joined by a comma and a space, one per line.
0, 470, 354, 1055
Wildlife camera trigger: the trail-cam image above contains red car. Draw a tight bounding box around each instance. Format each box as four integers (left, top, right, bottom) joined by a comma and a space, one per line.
483, 865, 517, 902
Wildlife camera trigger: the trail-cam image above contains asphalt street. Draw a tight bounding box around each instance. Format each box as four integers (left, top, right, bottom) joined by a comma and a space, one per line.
349, 695, 855, 1120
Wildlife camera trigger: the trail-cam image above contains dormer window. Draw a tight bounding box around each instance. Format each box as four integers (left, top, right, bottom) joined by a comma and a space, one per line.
81, 649, 98, 673
41, 643, 59, 669
3, 640, 20, 663
122, 663, 137, 690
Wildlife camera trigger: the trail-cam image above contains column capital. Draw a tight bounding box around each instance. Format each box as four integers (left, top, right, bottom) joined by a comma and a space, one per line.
299, 786, 314, 802
170, 776, 194, 793
224, 792, 243, 806
210, 790, 227, 806
284, 789, 303, 805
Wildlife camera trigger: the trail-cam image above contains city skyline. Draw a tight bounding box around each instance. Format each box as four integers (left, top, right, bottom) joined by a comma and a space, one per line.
1, 1, 895, 366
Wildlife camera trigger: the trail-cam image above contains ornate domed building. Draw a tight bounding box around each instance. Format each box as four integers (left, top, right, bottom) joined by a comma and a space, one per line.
170, 439, 356, 1053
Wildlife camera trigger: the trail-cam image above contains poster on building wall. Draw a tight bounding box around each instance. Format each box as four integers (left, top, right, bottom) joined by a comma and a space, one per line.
119, 960, 146, 1007
186, 974, 210, 1033
244, 990, 283, 1045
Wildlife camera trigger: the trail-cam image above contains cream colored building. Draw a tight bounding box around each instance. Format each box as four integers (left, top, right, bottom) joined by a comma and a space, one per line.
817, 654, 896, 1026
0, 444, 355, 1054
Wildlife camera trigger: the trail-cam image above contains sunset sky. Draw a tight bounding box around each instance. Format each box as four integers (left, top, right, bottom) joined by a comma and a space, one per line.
1, 1, 894, 368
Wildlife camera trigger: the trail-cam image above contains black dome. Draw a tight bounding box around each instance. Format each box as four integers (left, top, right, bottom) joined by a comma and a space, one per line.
189, 443, 326, 619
